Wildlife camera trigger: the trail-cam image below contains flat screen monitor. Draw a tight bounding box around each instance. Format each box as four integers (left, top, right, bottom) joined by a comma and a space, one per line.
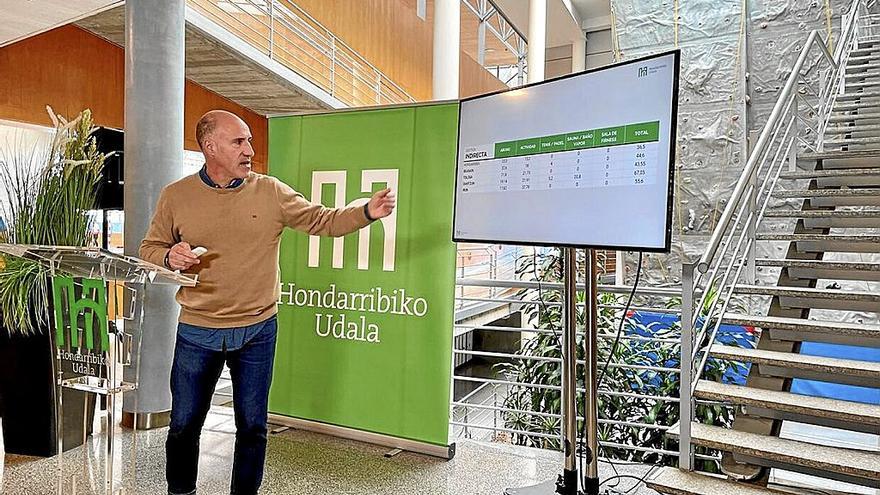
453, 50, 679, 252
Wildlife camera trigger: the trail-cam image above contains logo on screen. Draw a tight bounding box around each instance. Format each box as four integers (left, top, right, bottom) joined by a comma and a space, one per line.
308, 169, 398, 272
52, 277, 109, 352
638, 66, 648, 78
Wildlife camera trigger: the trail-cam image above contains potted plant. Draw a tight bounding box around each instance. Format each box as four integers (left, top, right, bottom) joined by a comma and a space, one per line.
0, 106, 106, 456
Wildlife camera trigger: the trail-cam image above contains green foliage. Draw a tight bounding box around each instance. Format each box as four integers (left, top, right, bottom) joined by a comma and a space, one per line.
495, 249, 742, 471
0, 107, 105, 335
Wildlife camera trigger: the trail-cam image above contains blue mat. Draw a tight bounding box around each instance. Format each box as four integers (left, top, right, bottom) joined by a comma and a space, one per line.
627, 311, 880, 405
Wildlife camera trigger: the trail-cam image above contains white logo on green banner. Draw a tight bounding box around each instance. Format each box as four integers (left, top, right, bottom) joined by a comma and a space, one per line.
308, 169, 398, 271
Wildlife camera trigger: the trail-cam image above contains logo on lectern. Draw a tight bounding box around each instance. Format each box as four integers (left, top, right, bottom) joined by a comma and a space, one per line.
307, 169, 399, 272
52, 276, 109, 352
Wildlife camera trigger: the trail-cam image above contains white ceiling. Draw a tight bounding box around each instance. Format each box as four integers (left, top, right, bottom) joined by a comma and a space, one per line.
571, 0, 612, 31
493, 0, 586, 47
0, 0, 123, 47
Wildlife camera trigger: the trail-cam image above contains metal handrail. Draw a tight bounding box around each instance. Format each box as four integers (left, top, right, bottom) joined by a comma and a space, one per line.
187, 0, 416, 107
697, 30, 837, 273
678, 0, 870, 472
456, 277, 682, 297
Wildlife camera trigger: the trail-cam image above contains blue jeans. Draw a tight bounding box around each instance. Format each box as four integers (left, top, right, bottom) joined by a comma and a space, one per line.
166, 316, 278, 495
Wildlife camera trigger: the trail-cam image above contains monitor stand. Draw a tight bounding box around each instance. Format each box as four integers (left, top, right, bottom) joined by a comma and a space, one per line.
502, 248, 601, 495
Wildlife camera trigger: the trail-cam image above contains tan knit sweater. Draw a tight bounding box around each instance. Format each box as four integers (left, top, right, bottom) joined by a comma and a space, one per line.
139, 172, 371, 328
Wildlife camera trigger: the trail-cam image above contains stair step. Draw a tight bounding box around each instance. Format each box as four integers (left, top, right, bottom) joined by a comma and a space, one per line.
832, 100, 880, 112
847, 80, 880, 90
823, 123, 880, 134
857, 37, 880, 48
762, 209, 880, 228
755, 257, 880, 281
763, 209, 880, 216
844, 70, 880, 80
798, 149, 880, 170
834, 89, 880, 102
668, 423, 880, 488
733, 284, 880, 312
723, 313, 880, 347
646, 467, 788, 495
707, 344, 880, 389
695, 380, 880, 433
849, 46, 880, 57
771, 188, 880, 197
845, 61, 880, 73
779, 168, 880, 179
846, 53, 880, 64
756, 233, 880, 253
799, 149, 880, 162
770, 188, 880, 207
823, 135, 880, 146
829, 110, 880, 122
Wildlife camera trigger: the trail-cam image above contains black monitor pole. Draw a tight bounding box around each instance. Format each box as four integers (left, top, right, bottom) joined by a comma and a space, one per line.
504, 248, 599, 495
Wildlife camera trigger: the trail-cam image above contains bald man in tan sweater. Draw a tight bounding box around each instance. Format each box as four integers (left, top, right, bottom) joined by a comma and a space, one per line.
140, 110, 395, 495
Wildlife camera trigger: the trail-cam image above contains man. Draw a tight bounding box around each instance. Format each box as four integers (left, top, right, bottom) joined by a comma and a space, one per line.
139, 110, 395, 495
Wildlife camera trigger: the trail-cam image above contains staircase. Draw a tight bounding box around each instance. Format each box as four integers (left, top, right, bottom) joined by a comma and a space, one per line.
649, 2, 880, 494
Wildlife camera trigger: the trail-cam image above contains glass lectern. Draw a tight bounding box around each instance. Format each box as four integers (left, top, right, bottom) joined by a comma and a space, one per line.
0, 244, 197, 495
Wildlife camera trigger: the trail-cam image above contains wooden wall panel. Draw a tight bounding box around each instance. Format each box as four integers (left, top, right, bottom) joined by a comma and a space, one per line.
0, 25, 125, 130
0, 25, 268, 172
460, 55, 507, 98
287, 0, 506, 101
288, 0, 432, 101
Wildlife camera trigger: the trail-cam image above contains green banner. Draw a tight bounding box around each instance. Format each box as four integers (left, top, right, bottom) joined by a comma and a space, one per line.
267, 103, 458, 447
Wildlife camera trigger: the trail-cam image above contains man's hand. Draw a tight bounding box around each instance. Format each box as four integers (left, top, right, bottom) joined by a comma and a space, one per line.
367, 188, 396, 220
167, 242, 201, 271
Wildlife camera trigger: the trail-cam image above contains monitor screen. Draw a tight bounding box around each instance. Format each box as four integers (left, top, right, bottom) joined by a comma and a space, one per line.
453, 50, 679, 251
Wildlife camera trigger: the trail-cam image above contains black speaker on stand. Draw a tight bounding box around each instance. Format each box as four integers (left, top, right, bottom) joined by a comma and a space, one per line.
90, 127, 125, 414
93, 127, 124, 250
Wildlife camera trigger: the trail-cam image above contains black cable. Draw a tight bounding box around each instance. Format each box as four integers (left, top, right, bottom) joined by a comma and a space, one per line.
599, 473, 652, 487
579, 249, 592, 491
586, 252, 644, 493
597, 252, 643, 393
598, 472, 655, 494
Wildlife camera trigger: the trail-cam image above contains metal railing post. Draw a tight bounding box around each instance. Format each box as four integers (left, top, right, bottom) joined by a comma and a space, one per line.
790, 95, 799, 172
490, 250, 498, 297
376, 73, 382, 104
746, 169, 757, 284
268, 0, 275, 57
478, 0, 488, 66
330, 36, 336, 96
517, 39, 526, 87
679, 262, 696, 471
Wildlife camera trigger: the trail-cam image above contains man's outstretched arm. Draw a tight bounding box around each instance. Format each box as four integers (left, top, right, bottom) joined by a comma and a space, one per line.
275, 179, 395, 237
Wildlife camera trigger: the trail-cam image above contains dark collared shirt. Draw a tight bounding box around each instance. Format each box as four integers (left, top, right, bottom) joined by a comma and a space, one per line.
199, 166, 244, 189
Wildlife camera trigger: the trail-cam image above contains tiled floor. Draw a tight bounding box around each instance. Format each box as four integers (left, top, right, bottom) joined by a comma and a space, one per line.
2, 407, 659, 495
